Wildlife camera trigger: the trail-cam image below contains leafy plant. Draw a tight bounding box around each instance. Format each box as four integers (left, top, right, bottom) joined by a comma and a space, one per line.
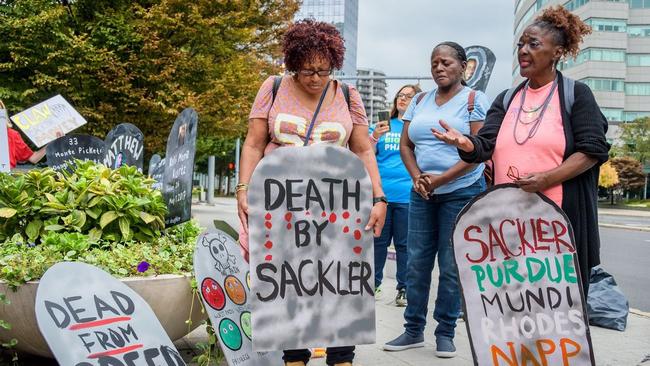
0, 161, 167, 244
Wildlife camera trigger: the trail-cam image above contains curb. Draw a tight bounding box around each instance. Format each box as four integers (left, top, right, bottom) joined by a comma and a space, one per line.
631, 308, 650, 319
598, 223, 650, 232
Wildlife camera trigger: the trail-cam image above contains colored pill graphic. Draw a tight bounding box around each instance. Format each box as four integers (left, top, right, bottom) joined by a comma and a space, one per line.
201, 277, 226, 311
219, 318, 243, 351
224, 275, 247, 305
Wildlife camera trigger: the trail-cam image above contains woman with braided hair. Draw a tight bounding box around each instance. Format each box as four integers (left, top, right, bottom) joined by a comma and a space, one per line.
433, 6, 609, 298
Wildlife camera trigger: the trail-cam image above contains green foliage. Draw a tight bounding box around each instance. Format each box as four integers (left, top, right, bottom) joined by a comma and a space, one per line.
618, 117, 650, 164
0, 161, 167, 243
0, 0, 300, 157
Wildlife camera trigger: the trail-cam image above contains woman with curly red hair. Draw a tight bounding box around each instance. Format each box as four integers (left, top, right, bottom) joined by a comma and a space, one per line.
434, 6, 609, 296
236, 19, 386, 366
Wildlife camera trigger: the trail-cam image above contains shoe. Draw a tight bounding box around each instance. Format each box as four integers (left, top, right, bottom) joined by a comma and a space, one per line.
285, 362, 306, 366
395, 288, 407, 307
374, 285, 382, 300
311, 347, 326, 358
435, 337, 457, 358
383, 332, 425, 351
334, 363, 352, 366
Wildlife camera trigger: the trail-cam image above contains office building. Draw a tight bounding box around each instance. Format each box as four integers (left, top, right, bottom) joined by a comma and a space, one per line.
295, 0, 359, 77
356, 68, 388, 123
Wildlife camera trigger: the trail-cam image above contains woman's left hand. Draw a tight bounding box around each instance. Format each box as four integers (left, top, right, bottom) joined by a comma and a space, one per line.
365, 202, 387, 237
515, 172, 552, 192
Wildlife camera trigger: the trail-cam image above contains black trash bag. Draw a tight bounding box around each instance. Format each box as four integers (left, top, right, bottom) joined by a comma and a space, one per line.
587, 266, 629, 331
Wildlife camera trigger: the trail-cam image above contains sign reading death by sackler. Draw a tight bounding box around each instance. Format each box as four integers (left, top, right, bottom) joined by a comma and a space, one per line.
104, 123, 145, 172
452, 185, 594, 365
35, 262, 186, 366
46, 135, 106, 171
10, 95, 87, 147
194, 229, 283, 366
248, 145, 375, 351
163, 108, 198, 226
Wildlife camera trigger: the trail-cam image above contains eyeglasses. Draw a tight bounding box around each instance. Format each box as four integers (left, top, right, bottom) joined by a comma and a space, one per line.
298, 69, 333, 77
397, 93, 415, 100
506, 166, 521, 181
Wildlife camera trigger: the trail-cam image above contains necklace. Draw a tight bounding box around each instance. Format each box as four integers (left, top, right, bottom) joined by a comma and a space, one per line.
513, 77, 558, 145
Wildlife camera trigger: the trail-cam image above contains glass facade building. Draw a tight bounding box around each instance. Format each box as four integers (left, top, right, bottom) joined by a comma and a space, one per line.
295, 0, 359, 77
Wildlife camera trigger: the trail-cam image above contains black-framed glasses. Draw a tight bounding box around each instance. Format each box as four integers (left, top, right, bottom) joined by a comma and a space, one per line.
298, 69, 333, 77
397, 93, 415, 100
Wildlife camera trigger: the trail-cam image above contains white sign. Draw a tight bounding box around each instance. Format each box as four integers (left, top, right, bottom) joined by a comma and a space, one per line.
248, 145, 375, 351
10, 95, 87, 147
0, 108, 9, 172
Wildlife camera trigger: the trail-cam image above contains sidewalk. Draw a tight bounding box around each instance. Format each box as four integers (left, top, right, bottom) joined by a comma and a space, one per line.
178, 274, 650, 366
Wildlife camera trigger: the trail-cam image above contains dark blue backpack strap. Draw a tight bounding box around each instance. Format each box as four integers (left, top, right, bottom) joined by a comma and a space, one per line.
341, 82, 350, 109
271, 76, 282, 105
563, 76, 575, 117
416, 92, 428, 105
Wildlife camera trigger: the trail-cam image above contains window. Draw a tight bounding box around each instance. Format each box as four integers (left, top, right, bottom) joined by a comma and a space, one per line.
630, 0, 650, 8
600, 108, 624, 122
514, 5, 536, 36
624, 111, 650, 121
558, 48, 625, 70
582, 78, 624, 92
627, 54, 650, 66
628, 25, 650, 37
565, 0, 589, 11
625, 83, 650, 95
585, 18, 627, 32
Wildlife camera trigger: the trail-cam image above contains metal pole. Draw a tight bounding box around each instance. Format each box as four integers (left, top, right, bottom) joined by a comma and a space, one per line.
235, 138, 241, 186
370, 77, 374, 124
207, 155, 215, 204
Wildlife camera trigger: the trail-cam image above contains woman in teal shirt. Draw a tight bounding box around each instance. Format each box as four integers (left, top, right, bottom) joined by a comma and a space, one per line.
370, 84, 421, 307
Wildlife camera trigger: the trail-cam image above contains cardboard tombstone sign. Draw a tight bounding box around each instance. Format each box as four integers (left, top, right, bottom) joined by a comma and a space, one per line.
194, 229, 284, 366
148, 154, 162, 177
10, 95, 87, 147
452, 185, 594, 365
103, 123, 145, 172
163, 108, 198, 226
35, 262, 186, 366
46, 135, 106, 171
464, 45, 496, 93
248, 145, 375, 351
0, 106, 9, 172
151, 157, 166, 191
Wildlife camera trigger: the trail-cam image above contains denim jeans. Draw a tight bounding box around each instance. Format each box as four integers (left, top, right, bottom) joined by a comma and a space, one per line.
283, 346, 355, 365
374, 202, 409, 290
403, 178, 485, 339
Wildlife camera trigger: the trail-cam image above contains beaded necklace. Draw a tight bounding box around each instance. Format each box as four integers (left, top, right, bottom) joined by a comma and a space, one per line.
513, 77, 558, 145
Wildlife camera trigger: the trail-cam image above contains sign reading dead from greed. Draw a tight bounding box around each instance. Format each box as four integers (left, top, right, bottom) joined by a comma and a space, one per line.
452, 185, 594, 365
194, 229, 283, 366
248, 145, 375, 351
35, 262, 186, 366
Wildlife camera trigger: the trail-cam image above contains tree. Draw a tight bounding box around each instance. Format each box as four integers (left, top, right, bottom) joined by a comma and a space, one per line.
599, 161, 619, 204
618, 117, 650, 164
610, 156, 646, 197
0, 0, 299, 159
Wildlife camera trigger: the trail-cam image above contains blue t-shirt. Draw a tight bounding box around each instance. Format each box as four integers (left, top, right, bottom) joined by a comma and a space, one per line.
403, 86, 489, 194
369, 118, 411, 203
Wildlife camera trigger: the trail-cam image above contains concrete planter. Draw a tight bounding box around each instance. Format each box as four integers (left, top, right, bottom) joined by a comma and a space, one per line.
0, 274, 205, 358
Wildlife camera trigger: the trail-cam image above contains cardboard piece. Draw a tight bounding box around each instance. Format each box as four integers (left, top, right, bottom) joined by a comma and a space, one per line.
163, 108, 198, 226
452, 184, 594, 365
103, 123, 145, 172
194, 229, 283, 366
464, 45, 497, 93
10, 95, 86, 147
248, 145, 375, 351
46, 135, 106, 171
35, 262, 186, 366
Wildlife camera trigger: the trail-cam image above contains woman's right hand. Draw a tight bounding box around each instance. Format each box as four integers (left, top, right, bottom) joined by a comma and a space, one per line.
372, 121, 390, 140
237, 190, 249, 234
412, 173, 430, 200
431, 120, 474, 152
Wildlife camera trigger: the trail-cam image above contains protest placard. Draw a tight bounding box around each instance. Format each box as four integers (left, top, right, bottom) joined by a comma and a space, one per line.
248, 145, 375, 351
163, 108, 197, 226
464, 45, 496, 93
194, 229, 283, 366
104, 123, 145, 172
46, 135, 106, 171
452, 185, 594, 365
35, 262, 186, 366
10, 95, 87, 147
148, 154, 165, 191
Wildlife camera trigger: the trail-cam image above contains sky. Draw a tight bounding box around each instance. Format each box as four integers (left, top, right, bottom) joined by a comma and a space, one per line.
356, 0, 515, 102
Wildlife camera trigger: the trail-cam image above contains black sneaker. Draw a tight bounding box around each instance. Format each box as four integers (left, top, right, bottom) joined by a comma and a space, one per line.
395, 288, 407, 307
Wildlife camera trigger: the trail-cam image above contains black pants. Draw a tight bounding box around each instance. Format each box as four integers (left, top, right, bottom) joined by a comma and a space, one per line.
283, 346, 355, 365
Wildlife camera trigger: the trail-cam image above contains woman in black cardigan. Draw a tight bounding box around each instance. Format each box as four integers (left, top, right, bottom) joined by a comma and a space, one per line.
432, 6, 609, 294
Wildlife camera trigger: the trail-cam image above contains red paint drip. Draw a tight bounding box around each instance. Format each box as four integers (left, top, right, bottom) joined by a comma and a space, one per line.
287, 223, 292, 230
265, 213, 272, 220
284, 212, 292, 222
88, 344, 143, 359
264, 241, 273, 249
353, 246, 362, 254
306, 211, 310, 216
342, 211, 350, 219
356, 218, 362, 224
265, 254, 273, 261
329, 213, 337, 223
265, 234, 270, 238
353, 230, 362, 240
321, 211, 327, 217
69, 316, 131, 330
343, 226, 350, 233
265, 221, 272, 229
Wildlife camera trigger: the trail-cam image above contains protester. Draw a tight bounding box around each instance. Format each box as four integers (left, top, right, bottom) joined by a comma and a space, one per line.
383, 42, 489, 358
432, 6, 609, 295
236, 19, 387, 366
369, 84, 421, 307
2, 101, 46, 169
